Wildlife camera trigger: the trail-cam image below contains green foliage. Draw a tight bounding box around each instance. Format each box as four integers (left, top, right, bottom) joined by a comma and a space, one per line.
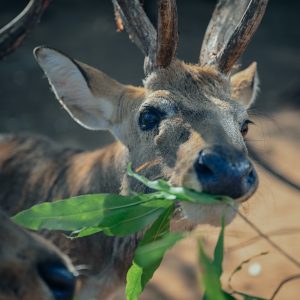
213, 218, 225, 278
199, 220, 227, 300
198, 221, 267, 300
126, 205, 185, 300
12, 164, 267, 300
199, 241, 226, 300
12, 193, 173, 237
127, 164, 224, 205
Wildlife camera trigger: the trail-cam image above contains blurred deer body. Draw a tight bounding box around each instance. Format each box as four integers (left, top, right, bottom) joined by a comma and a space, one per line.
0, 0, 268, 298
0, 134, 133, 293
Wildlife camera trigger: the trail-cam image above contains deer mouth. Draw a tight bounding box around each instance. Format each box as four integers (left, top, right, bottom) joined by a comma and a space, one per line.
193, 145, 258, 201
176, 172, 258, 226
177, 145, 259, 206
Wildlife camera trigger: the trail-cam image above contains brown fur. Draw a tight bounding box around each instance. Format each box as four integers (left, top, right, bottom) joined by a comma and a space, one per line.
0, 134, 137, 299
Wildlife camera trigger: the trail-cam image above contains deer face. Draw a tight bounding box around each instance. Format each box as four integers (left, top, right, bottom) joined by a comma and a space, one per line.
34, 0, 267, 225
141, 61, 258, 193
121, 61, 258, 224
132, 61, 258, 224
34, 48, 258, 225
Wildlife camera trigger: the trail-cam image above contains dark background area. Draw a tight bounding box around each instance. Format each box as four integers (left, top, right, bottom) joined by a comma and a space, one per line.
0, 0, 299, 149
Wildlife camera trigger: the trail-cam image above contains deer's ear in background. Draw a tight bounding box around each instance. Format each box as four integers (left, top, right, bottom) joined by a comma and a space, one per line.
34, 47, 145, 131
230, 62, 259, 108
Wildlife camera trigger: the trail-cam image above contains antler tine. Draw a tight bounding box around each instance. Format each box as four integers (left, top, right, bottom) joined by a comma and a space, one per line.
113, 0, 178, 74
156, 0, 178, 69
200, 0, 269, 74
112, 0, 157, 74
0, 0, 50, 61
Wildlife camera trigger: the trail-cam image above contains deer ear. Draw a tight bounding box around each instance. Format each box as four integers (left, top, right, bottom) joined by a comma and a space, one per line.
230, 62, 259, 108
34, 47, 144, 131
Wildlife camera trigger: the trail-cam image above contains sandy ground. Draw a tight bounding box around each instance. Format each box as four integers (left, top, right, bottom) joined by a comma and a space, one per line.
140, 110, 300, 300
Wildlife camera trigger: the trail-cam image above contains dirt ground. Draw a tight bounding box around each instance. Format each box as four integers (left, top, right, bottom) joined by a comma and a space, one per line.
0, 1, 300, 300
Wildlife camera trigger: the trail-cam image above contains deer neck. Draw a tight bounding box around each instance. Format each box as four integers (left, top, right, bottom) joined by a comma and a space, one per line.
55, 141, 140, 295
67, 141, 128, 196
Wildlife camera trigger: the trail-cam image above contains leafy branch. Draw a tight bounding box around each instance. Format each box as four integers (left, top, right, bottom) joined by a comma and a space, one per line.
11, 164, 299, 300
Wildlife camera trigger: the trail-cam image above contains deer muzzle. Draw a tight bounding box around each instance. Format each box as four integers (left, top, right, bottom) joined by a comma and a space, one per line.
194, 144, 258, 201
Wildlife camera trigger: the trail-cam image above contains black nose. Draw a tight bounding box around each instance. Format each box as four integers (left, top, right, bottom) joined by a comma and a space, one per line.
194, 145, 257, 199
38, 261, 76, 300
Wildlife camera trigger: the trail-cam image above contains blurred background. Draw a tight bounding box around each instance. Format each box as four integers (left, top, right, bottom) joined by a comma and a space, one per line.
0, 1, 300, 299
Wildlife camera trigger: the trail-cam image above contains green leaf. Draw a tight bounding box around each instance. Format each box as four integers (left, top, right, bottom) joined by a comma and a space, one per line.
126, 233, 185, 300
213, 218, 225, 277
135, 232, 184, 268
199, 219, 238, 300
12, 193, 173, 237
71, 226, 102, 238
127, 164, 223, 204
200, 220, 266, 300
199, 241, 226, 300
126, 205, 185, 300
139, 203, 174, 246
102, 199, 173, 236
126, 261, 144, 300
127, 164, 172, 192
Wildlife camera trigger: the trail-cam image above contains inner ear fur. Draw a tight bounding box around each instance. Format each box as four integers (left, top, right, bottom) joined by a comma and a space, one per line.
230, 62, 259, 108
34, 46, 145, 130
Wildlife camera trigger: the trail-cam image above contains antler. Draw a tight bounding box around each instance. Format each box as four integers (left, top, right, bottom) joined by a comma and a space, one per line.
0, 0, 50, 60
156, 0, 178, 69
112, 0, 178, 75
200, 0, 269, 74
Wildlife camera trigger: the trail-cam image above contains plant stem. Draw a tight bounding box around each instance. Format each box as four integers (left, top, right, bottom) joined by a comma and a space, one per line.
269, 274, 300, 300
228, 203, 300, 269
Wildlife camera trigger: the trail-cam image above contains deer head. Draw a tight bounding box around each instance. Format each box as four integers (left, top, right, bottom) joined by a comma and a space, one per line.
0, 210, 76, 300
33, 0, 268, 225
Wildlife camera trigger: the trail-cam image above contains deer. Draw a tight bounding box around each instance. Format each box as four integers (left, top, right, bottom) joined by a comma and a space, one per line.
0, 0, 269, 298
0, 209, 76, 300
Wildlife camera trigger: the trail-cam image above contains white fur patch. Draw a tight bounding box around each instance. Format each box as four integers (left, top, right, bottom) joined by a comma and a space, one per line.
180, 201, 239, 226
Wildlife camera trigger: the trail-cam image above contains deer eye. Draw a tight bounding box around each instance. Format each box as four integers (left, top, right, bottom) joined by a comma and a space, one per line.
241, 120, 254, 138
139, 108, 163, 131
